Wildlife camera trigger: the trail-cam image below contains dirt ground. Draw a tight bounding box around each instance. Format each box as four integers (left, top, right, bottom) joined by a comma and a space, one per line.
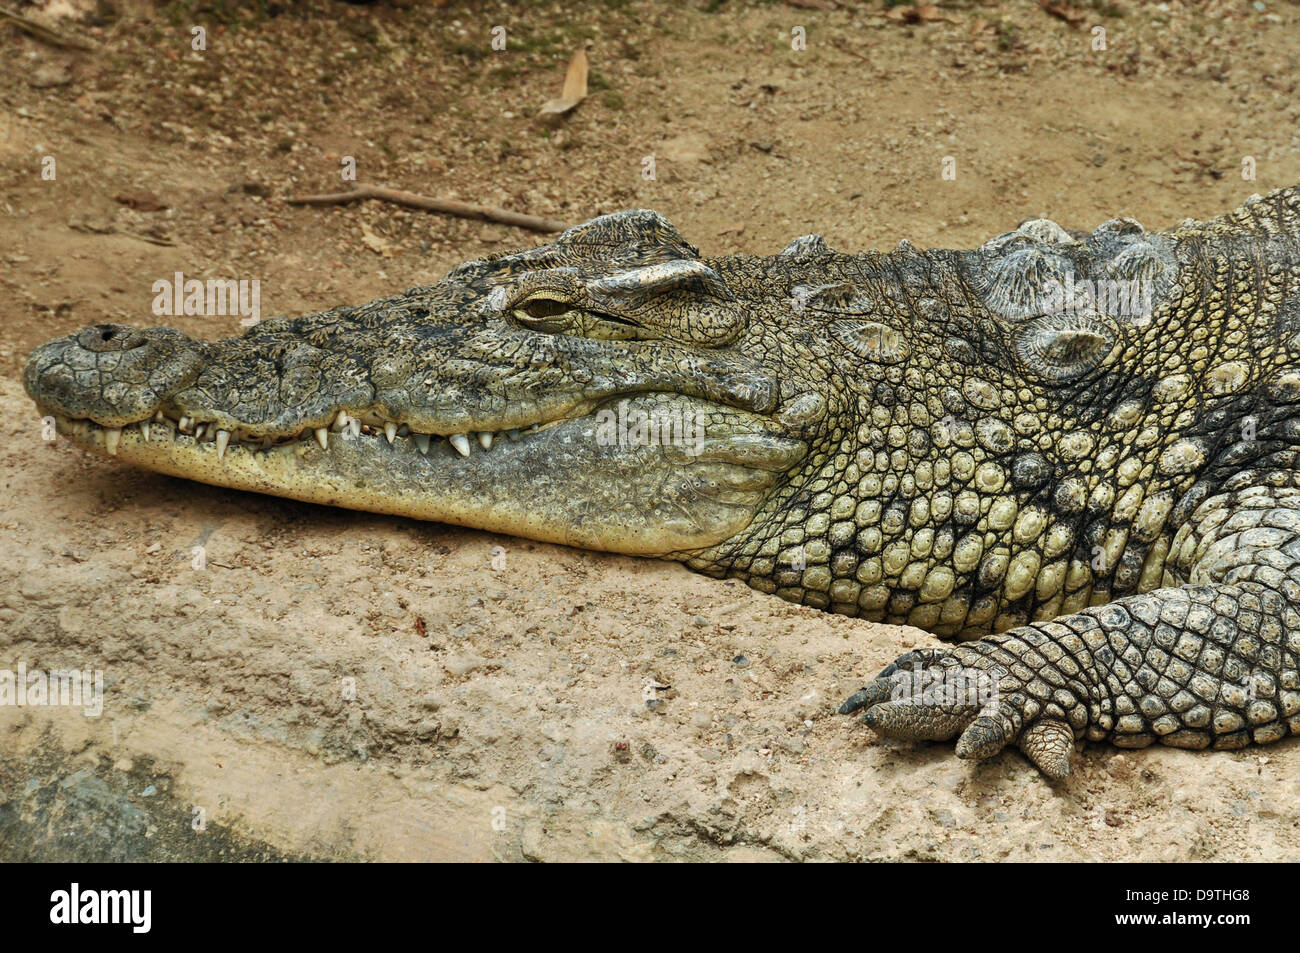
3, 0, 1300, 861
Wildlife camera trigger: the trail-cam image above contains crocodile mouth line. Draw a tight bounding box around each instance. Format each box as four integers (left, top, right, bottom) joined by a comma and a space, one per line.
43, 387, 755, 465
48, 405, 593, 462
43, 388, 805, 556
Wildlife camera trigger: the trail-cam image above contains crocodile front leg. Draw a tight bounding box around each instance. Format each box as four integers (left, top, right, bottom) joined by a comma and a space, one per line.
841, 471, 1300, 778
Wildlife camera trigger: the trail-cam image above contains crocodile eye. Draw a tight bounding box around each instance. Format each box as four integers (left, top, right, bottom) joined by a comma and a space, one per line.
512, 296, 648, 341
512, 296, 576, 333
520, 297, 572, 320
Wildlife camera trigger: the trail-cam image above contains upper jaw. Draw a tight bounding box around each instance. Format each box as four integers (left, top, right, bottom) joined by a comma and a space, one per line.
26, 320, 784, 456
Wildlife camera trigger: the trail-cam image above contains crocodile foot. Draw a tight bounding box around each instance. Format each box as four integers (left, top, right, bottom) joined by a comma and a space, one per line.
839, 644, 1080, 780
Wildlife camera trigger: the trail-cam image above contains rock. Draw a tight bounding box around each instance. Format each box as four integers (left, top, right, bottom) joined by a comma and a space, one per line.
418, 692, 445, 711
28, 63, 72, 89
444, 654, 483, 677
659, 133, 711, 164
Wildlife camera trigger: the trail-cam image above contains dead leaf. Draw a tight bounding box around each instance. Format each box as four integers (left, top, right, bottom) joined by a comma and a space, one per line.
1040, 0, 1086, 28
538, 48, 589, 126
883, 4, 961, 25
360, 224, 393, 256
917, 4, 961, 23
114, 190, 167, 212
560, 47, 588, 101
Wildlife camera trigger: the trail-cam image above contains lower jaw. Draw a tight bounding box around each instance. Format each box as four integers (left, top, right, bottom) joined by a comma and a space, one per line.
51, 396, 805, 556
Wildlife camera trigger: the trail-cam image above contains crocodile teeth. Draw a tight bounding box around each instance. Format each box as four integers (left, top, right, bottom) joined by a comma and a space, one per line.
108, 415, 530, 458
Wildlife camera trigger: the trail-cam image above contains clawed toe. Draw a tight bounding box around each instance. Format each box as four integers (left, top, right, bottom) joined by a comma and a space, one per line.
837, 679, 892, 715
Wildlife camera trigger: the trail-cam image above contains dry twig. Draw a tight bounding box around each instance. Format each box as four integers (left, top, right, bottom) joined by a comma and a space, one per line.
0, 5, 95, 50
289, 184, 570, 233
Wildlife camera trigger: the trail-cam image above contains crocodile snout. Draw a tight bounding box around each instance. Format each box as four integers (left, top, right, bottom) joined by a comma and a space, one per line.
24, 324, 206, 426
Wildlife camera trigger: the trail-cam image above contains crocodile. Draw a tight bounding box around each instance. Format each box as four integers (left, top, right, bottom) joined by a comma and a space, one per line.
24, 186, 1300, 779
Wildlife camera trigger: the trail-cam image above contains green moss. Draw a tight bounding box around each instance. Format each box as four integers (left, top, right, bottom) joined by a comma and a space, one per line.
161, 0, 271, 29
995, 21, 1023, 52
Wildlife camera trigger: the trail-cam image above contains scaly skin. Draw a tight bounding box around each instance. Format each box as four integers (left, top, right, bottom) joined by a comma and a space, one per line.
24, 188, 1300, 777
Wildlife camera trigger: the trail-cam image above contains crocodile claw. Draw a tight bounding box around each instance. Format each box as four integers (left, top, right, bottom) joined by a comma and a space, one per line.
837, 680, 892, 715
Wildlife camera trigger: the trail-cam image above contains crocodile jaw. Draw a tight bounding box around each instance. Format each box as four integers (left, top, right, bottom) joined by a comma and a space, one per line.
48, 394, 806, 556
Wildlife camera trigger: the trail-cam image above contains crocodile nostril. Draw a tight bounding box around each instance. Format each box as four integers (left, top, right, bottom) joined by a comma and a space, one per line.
79, 324, 149, 352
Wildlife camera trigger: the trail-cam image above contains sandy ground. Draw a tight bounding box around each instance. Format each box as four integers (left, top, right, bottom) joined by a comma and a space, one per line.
3, 0, 1300, 861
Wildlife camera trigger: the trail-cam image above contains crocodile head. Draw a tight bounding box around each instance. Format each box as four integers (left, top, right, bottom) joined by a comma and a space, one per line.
24, 211, 819, 556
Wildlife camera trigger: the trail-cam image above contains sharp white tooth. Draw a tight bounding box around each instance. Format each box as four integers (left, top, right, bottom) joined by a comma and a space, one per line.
178, 416, 191, 433
194, 424, 206, 441
104, 427, 121, 455
414, 433, 431, 454
477, 431, 493, 450
385, 422, 398, 444
215, 429, 230, 460
529, 423, 540, 432
154, 410, 165, 424
140, 422, 151, 441
450, 433, 471, 457
315, 428, 329, 450
347, 418, 360, 438
333, 410, 349, 432
506, 429, 521, 441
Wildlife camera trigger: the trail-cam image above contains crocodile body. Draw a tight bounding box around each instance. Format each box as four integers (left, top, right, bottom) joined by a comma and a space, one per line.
24, 186, 1300, 777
